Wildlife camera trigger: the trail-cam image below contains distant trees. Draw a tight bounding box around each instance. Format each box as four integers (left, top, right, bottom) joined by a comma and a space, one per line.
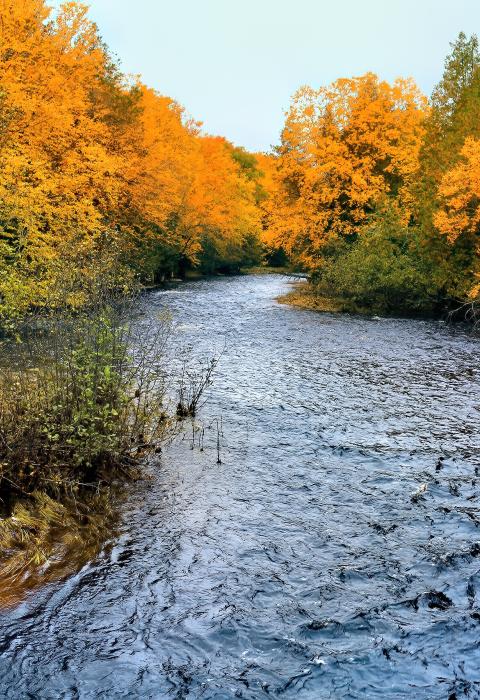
261, 33, 480, 313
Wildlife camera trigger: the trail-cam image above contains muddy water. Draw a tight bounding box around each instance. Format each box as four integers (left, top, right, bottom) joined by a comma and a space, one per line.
1, 274, 480, 699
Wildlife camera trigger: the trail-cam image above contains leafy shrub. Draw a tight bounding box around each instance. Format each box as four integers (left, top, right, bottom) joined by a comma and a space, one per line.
313, 207, 441, 314
0, 303, 172, 501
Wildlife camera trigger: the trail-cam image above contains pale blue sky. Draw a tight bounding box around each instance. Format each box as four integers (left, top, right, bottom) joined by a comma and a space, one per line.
51, 0, 480, 152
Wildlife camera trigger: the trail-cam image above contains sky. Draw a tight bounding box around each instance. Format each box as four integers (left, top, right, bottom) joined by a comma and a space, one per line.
51, 0, 480, 152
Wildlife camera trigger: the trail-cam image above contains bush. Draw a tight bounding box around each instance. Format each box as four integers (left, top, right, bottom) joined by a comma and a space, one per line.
0, 288, 175, 597
0, 243, 223, 595
0, 299, 172, 502
313, 207, 440, 314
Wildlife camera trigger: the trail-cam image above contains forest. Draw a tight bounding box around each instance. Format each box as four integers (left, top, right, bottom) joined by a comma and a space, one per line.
265, 34, 480, 316
1, 2, 479, 321
0, 0, 479, 602
0, 3, 479, 695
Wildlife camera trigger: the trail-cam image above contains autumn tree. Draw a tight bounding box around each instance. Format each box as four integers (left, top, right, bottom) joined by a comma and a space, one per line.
0, 0, 130, 309
410, 32, 480, 301
111, 84, 201, 281
418, 33, 480, 199
434, 137, 480, 298
269, 73, 427, 269
253, 152, 290, 266
0, 0, 265, 310
168, 136, 262, 274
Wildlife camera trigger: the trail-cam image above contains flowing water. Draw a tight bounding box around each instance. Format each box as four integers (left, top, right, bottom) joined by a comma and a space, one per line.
1, 274, 480, 699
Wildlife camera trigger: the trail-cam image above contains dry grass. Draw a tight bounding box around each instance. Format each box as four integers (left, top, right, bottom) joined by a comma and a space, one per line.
276, 282, 342, 313
0, 489, 119, 608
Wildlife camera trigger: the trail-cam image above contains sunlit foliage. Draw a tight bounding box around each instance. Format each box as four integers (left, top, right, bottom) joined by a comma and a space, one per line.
263, 34, 480, 311
0, 0, 263, 315
268, 74, 427, 268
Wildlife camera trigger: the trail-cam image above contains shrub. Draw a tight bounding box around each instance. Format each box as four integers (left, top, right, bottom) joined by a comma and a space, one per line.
0, 301, 172, 502
313, 206, 440, 314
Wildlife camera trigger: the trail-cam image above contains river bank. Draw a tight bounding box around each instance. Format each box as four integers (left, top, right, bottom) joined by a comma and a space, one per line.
277, 279, 473, 325
276, 281, 343, 313
0, 292, 177, 604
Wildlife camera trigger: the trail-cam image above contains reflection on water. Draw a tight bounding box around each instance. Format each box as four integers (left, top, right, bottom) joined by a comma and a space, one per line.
0, 274, 480, 698
0, 489, 120, 609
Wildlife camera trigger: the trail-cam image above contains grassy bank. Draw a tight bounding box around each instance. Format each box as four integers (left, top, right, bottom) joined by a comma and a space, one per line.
276, 282, 343, 313
0, 265, 177, 601
276, 280, 451, 319
0, 489, 120, 608
242, 265, 296, 275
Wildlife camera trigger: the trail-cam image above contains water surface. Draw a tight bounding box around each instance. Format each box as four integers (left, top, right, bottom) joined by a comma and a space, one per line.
1, 274, 479, 699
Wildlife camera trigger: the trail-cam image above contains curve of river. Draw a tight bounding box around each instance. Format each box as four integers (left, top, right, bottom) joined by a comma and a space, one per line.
1, 274, 480, 699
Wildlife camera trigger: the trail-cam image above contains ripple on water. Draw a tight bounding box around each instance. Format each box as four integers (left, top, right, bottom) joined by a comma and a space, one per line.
1, 274, 480, 699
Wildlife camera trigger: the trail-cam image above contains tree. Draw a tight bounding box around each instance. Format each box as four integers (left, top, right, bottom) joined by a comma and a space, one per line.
269, 74, 427, 269
314, 203, 436, 312
175, 136, 262, 271
0, 0, 126, 309
419, 32, 480, 194
0, 0, 266, 308
412, 33, 480, 302
434, 137, 480, 298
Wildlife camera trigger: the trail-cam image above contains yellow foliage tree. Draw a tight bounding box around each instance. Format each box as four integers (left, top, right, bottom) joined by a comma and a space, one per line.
0, 1, 120, 259
434, 136, 480, 297
269, 74, 428, 268
0, 0, 264, 310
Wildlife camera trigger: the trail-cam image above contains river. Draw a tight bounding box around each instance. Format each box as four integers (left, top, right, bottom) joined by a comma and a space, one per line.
1, 274, 479, 699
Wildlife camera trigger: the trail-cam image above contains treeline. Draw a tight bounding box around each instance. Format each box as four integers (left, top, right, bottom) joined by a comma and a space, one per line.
264, 34, 480, 315
0, 0, 266, 319
1, 3, 479, 320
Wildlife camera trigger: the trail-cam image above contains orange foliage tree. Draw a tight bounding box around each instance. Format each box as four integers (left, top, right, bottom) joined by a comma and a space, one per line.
0, 1, 124, 253
0, 0, 263, 311
178, 137, 261, 265
253, 153, 279, 246
434, 136, 480, 297
268, 74, 428, 268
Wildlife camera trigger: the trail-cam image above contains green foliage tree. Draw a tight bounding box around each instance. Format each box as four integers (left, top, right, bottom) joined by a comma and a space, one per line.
417, 32, 480, 219
412, 32, 480, 301
314, 204, 438, 313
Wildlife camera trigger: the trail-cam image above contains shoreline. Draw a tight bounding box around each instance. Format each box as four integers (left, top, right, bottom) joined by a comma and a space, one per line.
276, 281, 343, 313
276, 280, 462, 322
